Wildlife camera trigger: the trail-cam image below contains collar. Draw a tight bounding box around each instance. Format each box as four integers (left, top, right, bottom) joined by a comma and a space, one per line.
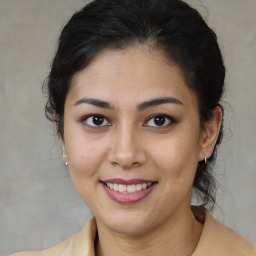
71, 208, 256, 256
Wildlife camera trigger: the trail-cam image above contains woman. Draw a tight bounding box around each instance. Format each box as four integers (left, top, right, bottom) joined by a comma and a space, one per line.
12, 0, 256, 255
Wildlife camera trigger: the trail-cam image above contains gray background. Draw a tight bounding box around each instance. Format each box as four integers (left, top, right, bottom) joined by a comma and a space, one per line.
0, 0, 255, 255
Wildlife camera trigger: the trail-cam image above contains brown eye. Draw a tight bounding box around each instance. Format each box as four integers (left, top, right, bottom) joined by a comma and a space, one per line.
154, 116, 166, 126
84, 115, 110, 127
92, 116, 104, 125
145, 114, 174, 127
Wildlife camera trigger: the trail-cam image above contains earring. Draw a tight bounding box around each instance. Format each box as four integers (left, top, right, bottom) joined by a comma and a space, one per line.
204, 157, 207, 164
62, 154, 68, 166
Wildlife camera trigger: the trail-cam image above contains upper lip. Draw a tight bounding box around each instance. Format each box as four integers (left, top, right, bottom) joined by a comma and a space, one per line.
102, 178, 156, 185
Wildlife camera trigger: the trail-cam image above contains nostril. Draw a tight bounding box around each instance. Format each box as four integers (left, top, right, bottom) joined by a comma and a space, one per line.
131, 162, 141, 167
110, 160, 142, 170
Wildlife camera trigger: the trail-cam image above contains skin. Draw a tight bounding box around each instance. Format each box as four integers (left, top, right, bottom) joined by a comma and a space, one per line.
61, 45, 222, 256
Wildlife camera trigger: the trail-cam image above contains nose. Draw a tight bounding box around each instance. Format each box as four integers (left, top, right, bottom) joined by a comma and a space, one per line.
107, 125, 146, 169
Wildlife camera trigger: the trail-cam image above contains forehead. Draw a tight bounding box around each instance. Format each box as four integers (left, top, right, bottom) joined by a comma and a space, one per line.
68, 45, 198, 108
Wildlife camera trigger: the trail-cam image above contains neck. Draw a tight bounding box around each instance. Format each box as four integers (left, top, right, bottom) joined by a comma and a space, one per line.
95, 206, 203, 256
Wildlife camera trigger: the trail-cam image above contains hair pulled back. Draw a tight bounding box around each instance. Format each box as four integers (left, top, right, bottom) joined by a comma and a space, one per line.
45, 0, 225, 210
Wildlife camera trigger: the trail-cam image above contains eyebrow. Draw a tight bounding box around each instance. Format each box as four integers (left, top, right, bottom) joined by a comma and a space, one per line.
73, 96, 183, 111
137, 97, 183, 111
74, 98, 114, 109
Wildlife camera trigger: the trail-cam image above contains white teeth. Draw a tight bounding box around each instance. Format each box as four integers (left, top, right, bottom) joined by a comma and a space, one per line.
113, 183, 119, 191
106, 182, 152, 193
119, 184, 126, 193
136, 184, 142, 191
127, 184, 136, 193
107, 183, 114, 189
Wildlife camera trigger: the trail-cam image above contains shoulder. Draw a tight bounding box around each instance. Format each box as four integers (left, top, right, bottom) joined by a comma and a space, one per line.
194, 210, 256, 256
9, 218, 97, 256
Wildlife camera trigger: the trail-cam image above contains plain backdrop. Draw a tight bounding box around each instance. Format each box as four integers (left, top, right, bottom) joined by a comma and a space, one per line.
0, 0, 255, 254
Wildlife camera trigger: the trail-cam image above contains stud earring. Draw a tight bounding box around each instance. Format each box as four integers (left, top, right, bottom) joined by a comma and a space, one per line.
204, 157, 207, 164
62, 154, 68, 166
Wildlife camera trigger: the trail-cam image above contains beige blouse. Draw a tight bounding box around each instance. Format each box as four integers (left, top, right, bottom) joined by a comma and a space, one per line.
11, 209, 256, 256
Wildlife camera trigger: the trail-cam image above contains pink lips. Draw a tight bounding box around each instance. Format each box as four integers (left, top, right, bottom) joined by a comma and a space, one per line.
101, 179, 157, 204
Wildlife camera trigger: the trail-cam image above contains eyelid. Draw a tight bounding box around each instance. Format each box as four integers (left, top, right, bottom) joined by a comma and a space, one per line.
80, 113, 176, 128
144, 114, 176, 127
81, 114, 111, 128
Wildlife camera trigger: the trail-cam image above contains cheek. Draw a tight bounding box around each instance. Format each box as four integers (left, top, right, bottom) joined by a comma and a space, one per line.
66, 141, 106, 203
65, 135, 107, 179
149, 132, 201, 179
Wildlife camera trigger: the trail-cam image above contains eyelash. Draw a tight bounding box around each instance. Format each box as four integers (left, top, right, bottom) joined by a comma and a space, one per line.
82, 114, 111, 128
81, 114, 176, 129
144, 114, 176, 128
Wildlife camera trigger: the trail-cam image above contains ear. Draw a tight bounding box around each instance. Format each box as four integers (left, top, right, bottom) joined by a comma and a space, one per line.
198, 106, 223, 161
54, 117, 67, 162
60, 137, 67, 164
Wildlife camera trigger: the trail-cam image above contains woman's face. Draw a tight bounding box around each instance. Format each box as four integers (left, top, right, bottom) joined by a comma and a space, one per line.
62, 45, 210, 235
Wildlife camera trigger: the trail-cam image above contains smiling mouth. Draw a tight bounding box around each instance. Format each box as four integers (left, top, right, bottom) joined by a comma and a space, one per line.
104, 182, 153, 193
101, 179, 157, 203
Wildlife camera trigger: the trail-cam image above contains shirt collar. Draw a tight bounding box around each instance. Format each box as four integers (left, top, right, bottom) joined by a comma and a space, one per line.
72, 207, 256, 256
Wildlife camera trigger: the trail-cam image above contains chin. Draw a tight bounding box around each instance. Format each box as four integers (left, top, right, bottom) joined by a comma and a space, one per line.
96, 210, 158, 236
